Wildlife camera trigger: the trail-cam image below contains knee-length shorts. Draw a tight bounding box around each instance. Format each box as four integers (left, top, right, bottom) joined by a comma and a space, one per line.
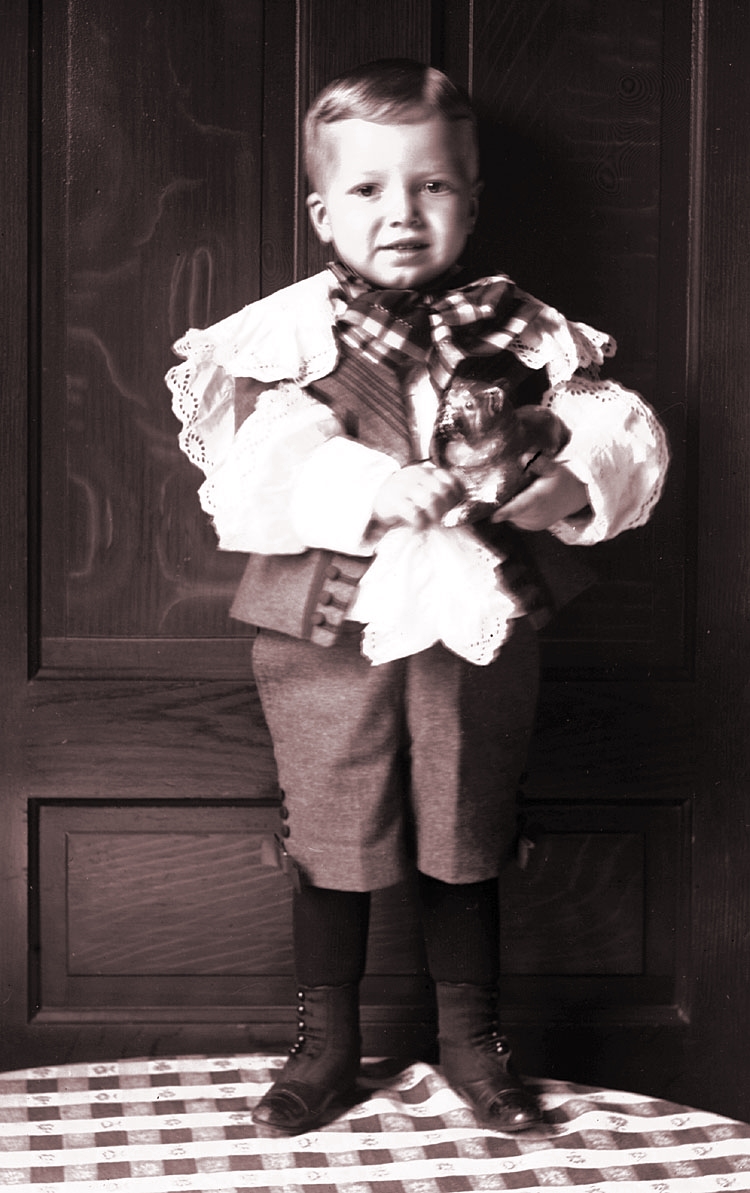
251, 617, 539, 891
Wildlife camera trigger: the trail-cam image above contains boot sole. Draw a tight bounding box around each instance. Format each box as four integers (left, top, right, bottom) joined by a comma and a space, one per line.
252, 1085, 360, 1136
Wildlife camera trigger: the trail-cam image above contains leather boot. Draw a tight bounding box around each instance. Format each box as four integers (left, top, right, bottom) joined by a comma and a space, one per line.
436, 981, 541, 1131
251, 983, 361, 1134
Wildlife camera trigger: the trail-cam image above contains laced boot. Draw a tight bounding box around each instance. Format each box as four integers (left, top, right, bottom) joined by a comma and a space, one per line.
436, 981, 541, 1132
252, 983, 361, 1134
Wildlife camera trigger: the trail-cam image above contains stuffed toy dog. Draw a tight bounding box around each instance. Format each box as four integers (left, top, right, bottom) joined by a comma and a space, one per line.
431, 377, 570, 525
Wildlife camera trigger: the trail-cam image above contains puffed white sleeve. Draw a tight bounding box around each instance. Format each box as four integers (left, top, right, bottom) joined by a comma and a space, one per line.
543, 373, 670, 545
165, 273, 401, 555
508, 303, 669, 544
168, 369, 399, 556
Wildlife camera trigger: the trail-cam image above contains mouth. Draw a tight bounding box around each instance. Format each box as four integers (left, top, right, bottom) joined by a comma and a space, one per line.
380, 241, 429, 253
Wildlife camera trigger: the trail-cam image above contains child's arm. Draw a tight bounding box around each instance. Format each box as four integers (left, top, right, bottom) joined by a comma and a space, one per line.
369, 463, 465, 533
193, 381, 407, 556
490, 304, 669, 542
491, 463, 589, 531
524, 375, 669, 543
167, 340, 460, 556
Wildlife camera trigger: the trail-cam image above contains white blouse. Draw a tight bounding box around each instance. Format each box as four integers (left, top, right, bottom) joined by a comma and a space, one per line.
166, 269, 670, 665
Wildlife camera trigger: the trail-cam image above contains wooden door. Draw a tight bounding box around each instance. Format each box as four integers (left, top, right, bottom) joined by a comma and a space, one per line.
3, 0, 750, 1123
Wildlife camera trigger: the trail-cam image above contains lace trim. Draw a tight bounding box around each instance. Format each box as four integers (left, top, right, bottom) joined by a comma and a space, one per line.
166, 349, 236, 474
509, 311, 616, 387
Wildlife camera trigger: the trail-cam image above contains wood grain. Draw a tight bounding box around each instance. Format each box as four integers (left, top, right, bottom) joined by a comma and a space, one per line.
42, 0, 266, 647
24, 679, 278, 801
5, 0, 748, 1120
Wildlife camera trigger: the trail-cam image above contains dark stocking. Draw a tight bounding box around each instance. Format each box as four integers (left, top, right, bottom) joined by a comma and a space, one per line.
417, 871, 500, 986
292, 884, 371, 987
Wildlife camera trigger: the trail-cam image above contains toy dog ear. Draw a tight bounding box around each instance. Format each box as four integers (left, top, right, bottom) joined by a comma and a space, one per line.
486, 387, 506, 415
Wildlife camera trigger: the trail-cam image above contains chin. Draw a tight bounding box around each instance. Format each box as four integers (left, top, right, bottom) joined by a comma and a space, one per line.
380, 265, 444, 289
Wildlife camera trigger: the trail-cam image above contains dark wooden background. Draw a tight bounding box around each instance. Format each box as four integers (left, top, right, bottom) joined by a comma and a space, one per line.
3, 0, 750, 1122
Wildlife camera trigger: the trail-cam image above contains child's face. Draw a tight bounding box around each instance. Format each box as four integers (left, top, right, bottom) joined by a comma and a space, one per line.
307, 116, 480, 289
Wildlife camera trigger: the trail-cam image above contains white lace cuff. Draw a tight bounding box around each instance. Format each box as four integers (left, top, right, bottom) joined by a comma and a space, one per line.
545, 376, 670, 545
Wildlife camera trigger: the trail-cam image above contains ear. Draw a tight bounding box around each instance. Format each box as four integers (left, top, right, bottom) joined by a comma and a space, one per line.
306, 192, 334, 244
467, 179, 483, 230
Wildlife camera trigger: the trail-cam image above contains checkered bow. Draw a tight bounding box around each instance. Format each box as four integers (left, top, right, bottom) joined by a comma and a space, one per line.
329, 260, 545, 396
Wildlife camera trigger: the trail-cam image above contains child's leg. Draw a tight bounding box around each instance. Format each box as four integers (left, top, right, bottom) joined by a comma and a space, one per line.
407, 619, 542, 1131
251, 627, 410, 1133
251, 626, 410, 891
417, 872, 499, 986
418, 871, 541, 1132
293, 884, 371, 986
406, 616, 539, 884
252, 884, 370, 1134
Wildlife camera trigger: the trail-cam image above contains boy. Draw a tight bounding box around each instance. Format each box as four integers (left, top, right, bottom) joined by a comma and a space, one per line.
167, 60, 668, 1135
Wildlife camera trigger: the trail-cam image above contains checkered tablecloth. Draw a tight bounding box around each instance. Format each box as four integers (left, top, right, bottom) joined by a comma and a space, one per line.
1, 1054, 750, 1191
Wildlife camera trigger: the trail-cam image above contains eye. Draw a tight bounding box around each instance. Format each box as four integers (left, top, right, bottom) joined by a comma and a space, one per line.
351, 183, 379, 198
423, 180, 453, 194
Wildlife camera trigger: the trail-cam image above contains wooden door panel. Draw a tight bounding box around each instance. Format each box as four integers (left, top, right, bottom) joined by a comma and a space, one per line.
40, 0, 686, 678
31, 800, 685, 1045
28, 0, 689, 1059
7, 0, 749, 1121
39, 0, 269, 671
468, 0, 689, 674
32, 803, 433, 1051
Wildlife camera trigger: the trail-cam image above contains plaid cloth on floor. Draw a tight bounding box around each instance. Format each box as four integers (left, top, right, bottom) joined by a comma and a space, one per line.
1, 1055, 750, 1192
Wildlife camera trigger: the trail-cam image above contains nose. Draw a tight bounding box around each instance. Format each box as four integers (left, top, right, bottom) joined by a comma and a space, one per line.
386, 184, 420, 226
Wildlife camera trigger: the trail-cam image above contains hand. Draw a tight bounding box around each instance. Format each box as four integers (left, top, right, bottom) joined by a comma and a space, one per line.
491, 463, 589, 531
371, 462, 464, 531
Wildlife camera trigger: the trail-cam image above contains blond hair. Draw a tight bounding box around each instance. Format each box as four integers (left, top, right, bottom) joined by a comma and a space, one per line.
304, 59, 479, 190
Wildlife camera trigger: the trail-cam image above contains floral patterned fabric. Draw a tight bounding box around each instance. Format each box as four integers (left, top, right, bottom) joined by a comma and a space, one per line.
2, 1055, 749, 1191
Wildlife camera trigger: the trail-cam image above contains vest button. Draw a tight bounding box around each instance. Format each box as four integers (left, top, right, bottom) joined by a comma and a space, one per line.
325, 565, 341, 580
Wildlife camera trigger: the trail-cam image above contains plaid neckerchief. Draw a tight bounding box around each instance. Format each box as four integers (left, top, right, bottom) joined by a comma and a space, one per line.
329, 260, 544, 396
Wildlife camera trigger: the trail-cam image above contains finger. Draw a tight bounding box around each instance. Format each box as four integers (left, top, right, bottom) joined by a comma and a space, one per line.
490, 481, 543, 524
